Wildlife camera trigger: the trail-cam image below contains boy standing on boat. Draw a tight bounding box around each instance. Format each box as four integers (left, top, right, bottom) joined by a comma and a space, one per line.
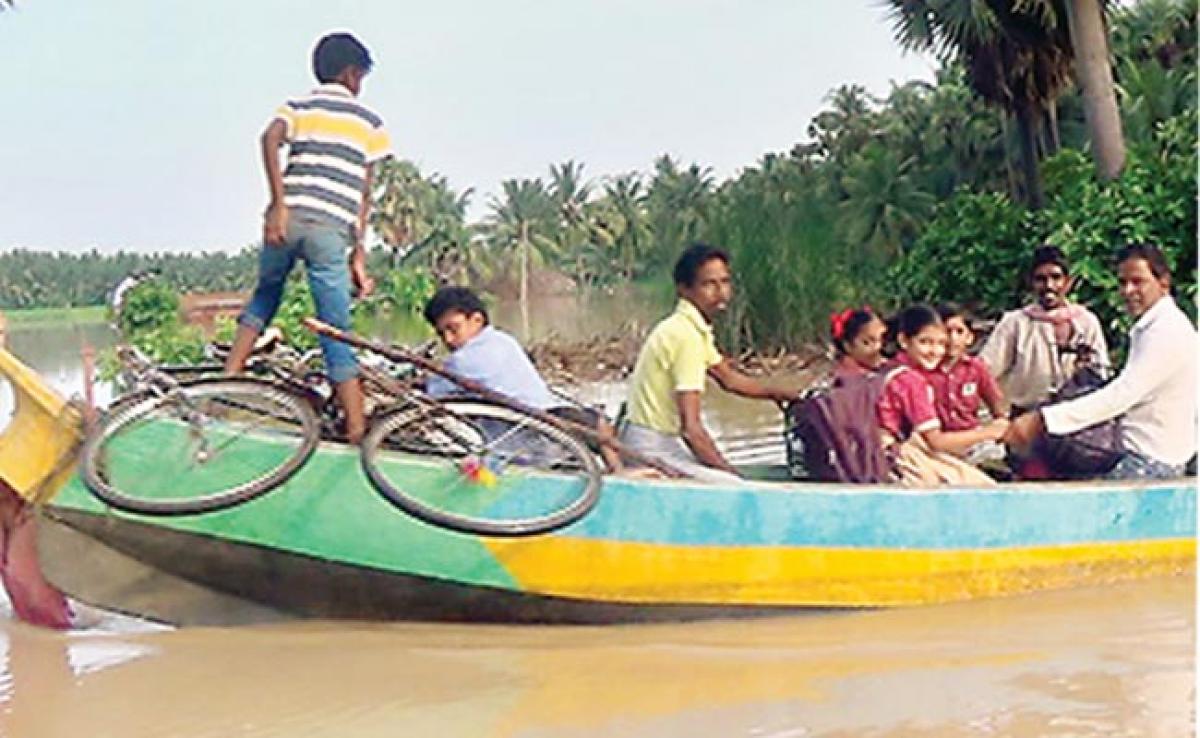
224, 32, 392, 444
620, 244, 797, 482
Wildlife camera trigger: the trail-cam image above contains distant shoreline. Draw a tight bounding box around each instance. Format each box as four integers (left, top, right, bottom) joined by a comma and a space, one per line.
5, 305, 106, 326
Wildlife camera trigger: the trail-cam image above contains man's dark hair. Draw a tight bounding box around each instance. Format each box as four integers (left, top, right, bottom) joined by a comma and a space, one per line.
1117, 242, 1172, 280
313, 33, 373, 83
673, 243, 731, 287
1030, 244, 1070, 275
424, 286, 489, 326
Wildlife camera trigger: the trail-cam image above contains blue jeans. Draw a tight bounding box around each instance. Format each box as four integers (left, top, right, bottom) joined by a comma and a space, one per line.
238, 212, 358, 383
1105, 451, 1185, 480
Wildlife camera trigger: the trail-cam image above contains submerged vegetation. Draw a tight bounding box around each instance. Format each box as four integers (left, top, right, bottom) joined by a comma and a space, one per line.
2, 0, 1194, 357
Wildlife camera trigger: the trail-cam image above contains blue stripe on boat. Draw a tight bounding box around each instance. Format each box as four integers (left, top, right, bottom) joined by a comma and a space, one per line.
499, 480, 1198, 549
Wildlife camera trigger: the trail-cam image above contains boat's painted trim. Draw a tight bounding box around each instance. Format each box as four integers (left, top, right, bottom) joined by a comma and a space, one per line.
483, 536, 1195, 606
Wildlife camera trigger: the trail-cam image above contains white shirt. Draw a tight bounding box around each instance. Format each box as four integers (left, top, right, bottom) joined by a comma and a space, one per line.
979, 305, 1108, 409
1042, 296, 1197, 466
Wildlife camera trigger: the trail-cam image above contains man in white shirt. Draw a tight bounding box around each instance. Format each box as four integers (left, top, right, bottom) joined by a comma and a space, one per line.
979, 245, 1108, 412
1006, 244, 1197, 479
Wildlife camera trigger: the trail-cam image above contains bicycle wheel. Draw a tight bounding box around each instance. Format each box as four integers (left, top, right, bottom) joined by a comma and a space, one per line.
362, 400, 603, 537
81, 378, 320, 515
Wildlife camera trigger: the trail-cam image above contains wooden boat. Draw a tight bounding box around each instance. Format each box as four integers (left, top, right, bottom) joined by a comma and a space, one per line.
2, 347, 1195, 625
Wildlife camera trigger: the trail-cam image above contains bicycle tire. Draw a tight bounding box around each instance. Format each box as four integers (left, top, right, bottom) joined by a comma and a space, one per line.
361, 399, 603, 537
81, 378, 321, 515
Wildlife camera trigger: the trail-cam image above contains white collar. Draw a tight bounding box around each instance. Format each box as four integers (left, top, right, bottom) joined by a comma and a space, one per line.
1132, 294, 1174, 334
312, 82, 353, 97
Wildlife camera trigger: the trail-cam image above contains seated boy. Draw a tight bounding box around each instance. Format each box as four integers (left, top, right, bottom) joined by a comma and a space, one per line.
422, 287, 622, 471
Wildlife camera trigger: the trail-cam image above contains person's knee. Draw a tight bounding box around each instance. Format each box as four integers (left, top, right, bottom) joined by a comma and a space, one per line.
326, 357, 359, 384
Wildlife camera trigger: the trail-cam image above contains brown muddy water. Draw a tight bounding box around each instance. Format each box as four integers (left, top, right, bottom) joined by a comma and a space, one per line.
0, 301, 1196, 737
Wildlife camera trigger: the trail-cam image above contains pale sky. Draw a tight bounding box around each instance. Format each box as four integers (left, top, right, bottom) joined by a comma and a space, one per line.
0, 1, 934, 252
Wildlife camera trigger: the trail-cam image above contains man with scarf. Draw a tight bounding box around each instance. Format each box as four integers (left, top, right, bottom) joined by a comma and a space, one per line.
979, 245, 1108, 415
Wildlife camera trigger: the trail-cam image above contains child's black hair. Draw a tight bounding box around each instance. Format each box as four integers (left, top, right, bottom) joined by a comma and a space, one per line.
313, 33, 373, 83
831, 308, 879, 356
423, 286, 489, 326
893, 304, 942, 339
673, 243, 730, 287
936, 302, 973, 332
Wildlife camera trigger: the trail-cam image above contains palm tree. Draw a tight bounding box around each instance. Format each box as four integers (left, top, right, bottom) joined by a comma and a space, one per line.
1117, 57, 1197, 142
645, 155, 714, 264
1110, 0, 1196, 72
599, 173, 651, 279
548, 160, 594, 267
371, 159, 476, 281
483, 179, 559, 337
839, 145, 936, 260
807, 85, 879, 170
884, 0, 1077, 208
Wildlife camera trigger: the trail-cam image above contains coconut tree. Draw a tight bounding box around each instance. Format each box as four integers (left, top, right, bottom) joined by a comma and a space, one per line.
838, 144, 936, 260
548, 160, 595, 270
598, 173, 652, 280
645, 155, 714, 265
483, 179, 559, 337
371, 159, 475, 281
807, 84, 879, 168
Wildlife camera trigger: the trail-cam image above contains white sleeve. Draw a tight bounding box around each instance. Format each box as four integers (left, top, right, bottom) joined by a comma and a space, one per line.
1043, 323, 1173, 435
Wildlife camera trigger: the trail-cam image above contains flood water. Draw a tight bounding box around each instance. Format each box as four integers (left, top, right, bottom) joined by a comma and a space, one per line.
0, 299, 1195, 737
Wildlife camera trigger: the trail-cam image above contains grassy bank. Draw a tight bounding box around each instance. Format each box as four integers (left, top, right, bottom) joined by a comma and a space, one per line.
4, 305, 107, 326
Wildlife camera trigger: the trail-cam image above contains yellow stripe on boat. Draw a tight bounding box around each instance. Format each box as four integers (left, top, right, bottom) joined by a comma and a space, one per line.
484, 537, 1195, 607
0, 347, 83, 502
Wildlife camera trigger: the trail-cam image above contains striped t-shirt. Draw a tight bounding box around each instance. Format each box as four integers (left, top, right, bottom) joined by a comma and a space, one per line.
274, 82, 392, 229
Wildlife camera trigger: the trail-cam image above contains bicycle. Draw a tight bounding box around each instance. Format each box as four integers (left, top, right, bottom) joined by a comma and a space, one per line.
81, 274, 604, 535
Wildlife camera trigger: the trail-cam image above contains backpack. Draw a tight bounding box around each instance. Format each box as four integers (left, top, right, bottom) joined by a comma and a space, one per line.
785, 365, 905, 483
1036, 364, 1124, 477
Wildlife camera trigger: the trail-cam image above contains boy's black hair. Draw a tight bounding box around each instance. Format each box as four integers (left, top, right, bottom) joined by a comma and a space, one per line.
936, 302, 973, 331
1030, 244, 1070, 275
893, 304, 942, 339
424, 286, 490, 326
313, 33, 373, 83
673, 243, 730, 288
1116, 242, 1172, 280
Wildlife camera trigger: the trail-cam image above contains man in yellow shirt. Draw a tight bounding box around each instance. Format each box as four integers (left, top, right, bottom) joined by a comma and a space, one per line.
621, 244, 797, 482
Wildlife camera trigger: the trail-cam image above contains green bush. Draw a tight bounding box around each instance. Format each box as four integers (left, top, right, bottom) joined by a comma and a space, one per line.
888, 190, 1031, 316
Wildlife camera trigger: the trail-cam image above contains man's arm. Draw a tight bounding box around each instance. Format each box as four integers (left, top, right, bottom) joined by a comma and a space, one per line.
260, 119, 289, 245
707, 359, 796, 404
922, 421, 1009, 456
978, 366, 1009, 419
675, 390, 739, 476
350, 164, 376, 297
1009, 323, 1174, 448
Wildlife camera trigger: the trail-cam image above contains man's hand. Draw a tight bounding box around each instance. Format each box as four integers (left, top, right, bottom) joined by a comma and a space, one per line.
350, 247, 375, 298
263, 202, 289, 246
1004, 411, 1044, 452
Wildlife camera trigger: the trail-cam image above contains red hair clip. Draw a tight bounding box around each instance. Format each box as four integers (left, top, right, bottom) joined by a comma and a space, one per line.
830, 308, 855, 340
